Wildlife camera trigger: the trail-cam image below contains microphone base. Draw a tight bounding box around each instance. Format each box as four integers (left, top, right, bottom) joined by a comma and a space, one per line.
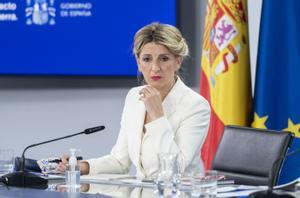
1, 171, 48, 189
249, 190, 294, 198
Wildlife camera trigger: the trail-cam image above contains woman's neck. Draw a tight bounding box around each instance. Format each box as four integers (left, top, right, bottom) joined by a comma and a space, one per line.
159, 77, 177, 100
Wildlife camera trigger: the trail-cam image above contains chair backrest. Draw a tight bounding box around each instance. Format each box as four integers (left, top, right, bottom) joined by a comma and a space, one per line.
212, 125, 293, 186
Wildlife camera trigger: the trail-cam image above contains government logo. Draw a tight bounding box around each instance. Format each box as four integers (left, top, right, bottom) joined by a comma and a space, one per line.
25, 0, 55, 25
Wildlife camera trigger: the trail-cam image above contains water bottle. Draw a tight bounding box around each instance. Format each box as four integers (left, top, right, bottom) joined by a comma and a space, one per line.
65, 148, 80, 188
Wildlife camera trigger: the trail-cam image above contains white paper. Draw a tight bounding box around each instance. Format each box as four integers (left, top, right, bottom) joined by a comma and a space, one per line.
217, 189, 262, 197
217, 185, 267, 197
30, 172, 65, 180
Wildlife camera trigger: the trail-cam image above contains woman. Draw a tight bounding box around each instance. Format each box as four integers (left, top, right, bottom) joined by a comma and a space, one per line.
58, 22, 210, 178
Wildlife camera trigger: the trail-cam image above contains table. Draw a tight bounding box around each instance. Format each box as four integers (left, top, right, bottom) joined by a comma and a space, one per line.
0, 174, 296, 198
0, 177, 191, 198
0, 183, 187, 198
0, 185, 107, 198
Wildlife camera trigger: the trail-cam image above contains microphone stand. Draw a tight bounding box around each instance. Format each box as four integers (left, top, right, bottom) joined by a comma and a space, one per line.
1, 126, 105, 188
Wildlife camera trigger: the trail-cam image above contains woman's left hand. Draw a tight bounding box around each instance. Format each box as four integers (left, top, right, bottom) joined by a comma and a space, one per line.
139, 86, 164, 121
55, 154, 69, 173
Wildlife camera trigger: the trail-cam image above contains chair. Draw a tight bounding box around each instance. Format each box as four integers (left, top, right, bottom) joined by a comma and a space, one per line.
211, 125, 293, 186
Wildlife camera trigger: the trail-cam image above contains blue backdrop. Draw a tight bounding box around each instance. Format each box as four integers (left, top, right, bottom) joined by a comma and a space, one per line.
0, 0, 176, 76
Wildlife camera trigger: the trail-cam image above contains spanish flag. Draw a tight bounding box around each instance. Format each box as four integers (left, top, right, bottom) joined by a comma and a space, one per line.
200, 0, 252, 169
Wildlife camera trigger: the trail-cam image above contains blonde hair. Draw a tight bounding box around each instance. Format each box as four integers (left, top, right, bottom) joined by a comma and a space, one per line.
133, 22, 189, 59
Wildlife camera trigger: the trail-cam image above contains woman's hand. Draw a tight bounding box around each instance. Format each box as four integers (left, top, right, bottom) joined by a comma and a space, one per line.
139, 86, 164, 121
55, 154, 69, 173
55, 154, 90, 175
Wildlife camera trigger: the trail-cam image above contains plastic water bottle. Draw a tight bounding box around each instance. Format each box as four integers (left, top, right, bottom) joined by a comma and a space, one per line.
65, 148, 80, 188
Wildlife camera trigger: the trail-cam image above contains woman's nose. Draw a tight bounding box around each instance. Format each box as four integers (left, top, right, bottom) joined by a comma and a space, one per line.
151, 62, 161, 72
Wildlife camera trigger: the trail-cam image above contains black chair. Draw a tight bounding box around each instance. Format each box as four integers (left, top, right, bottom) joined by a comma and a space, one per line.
212, 125, 293, 186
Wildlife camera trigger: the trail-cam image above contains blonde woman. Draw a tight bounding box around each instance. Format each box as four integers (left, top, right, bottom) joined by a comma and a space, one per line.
57, 22, 210, 178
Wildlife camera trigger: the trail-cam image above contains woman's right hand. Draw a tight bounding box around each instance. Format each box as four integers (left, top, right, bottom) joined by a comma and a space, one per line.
139, 86, 164, 121
55, 154, 90, 175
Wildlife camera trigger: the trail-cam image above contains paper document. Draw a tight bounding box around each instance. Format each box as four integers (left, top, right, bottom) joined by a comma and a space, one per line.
217, 185, 267, 197
30, 172, 65, 180
180, 178, 234, 186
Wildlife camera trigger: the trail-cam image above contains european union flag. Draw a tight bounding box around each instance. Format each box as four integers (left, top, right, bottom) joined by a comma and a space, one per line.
252, 0, 300, 184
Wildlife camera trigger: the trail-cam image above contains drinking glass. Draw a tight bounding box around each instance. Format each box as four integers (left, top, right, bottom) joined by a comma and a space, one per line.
191, 170, 218, 198
155, 153, 181, 197
0, 149, 14, 174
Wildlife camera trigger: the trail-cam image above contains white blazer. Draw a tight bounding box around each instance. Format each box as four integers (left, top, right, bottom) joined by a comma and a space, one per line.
87, 78, 210, 178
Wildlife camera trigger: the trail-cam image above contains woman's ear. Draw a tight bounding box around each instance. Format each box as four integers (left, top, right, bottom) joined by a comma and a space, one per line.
175, 56, 183, 71
136, 56, 142, 72
137, 62, 142, 72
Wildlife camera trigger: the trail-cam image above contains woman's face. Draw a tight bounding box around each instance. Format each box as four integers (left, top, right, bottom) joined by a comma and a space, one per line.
137, 42, 181, 93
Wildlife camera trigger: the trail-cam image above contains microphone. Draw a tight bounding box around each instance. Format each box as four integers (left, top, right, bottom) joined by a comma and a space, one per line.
0, 125, 105, 189
249, 147, 300, 198
84, 125, 105, 134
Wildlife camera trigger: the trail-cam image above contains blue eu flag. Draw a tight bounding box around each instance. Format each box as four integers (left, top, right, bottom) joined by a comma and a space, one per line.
252, 0, 300, 184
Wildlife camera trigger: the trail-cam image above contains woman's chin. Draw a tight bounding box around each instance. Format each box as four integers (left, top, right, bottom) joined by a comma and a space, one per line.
147, 82, 161, 89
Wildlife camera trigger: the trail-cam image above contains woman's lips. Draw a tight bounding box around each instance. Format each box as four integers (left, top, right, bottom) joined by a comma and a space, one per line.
151, 76, 162, 81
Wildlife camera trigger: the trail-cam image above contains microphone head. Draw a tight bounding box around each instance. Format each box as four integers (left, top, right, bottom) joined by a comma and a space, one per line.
84, 126, 105, 134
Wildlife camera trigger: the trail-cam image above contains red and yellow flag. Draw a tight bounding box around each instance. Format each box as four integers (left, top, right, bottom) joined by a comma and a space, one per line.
200, 0, 252, 169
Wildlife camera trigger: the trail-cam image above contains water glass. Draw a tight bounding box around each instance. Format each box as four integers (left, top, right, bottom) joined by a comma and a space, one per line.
0, 149, 14, 174
191, 170, 218, 198
155, 153, 181, 197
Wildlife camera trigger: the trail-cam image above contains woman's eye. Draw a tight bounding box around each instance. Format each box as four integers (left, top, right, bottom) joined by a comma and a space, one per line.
142, 57, 150, 62
161, 56, 169, 62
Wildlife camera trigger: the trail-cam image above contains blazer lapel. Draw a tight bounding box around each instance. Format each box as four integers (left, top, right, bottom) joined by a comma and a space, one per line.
162, 78, 185, 118
129, 98, 145, 166
162, 97, 176, 118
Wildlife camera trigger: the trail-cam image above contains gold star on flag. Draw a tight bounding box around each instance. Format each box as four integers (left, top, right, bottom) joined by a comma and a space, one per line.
283, 118, 300, 138
251, 112, 268, 129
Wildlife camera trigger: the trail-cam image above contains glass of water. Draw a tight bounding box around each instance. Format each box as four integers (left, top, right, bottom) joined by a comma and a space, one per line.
155, 153, 181, 197
0, 149, 14, 174
191, 170, 218, 198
